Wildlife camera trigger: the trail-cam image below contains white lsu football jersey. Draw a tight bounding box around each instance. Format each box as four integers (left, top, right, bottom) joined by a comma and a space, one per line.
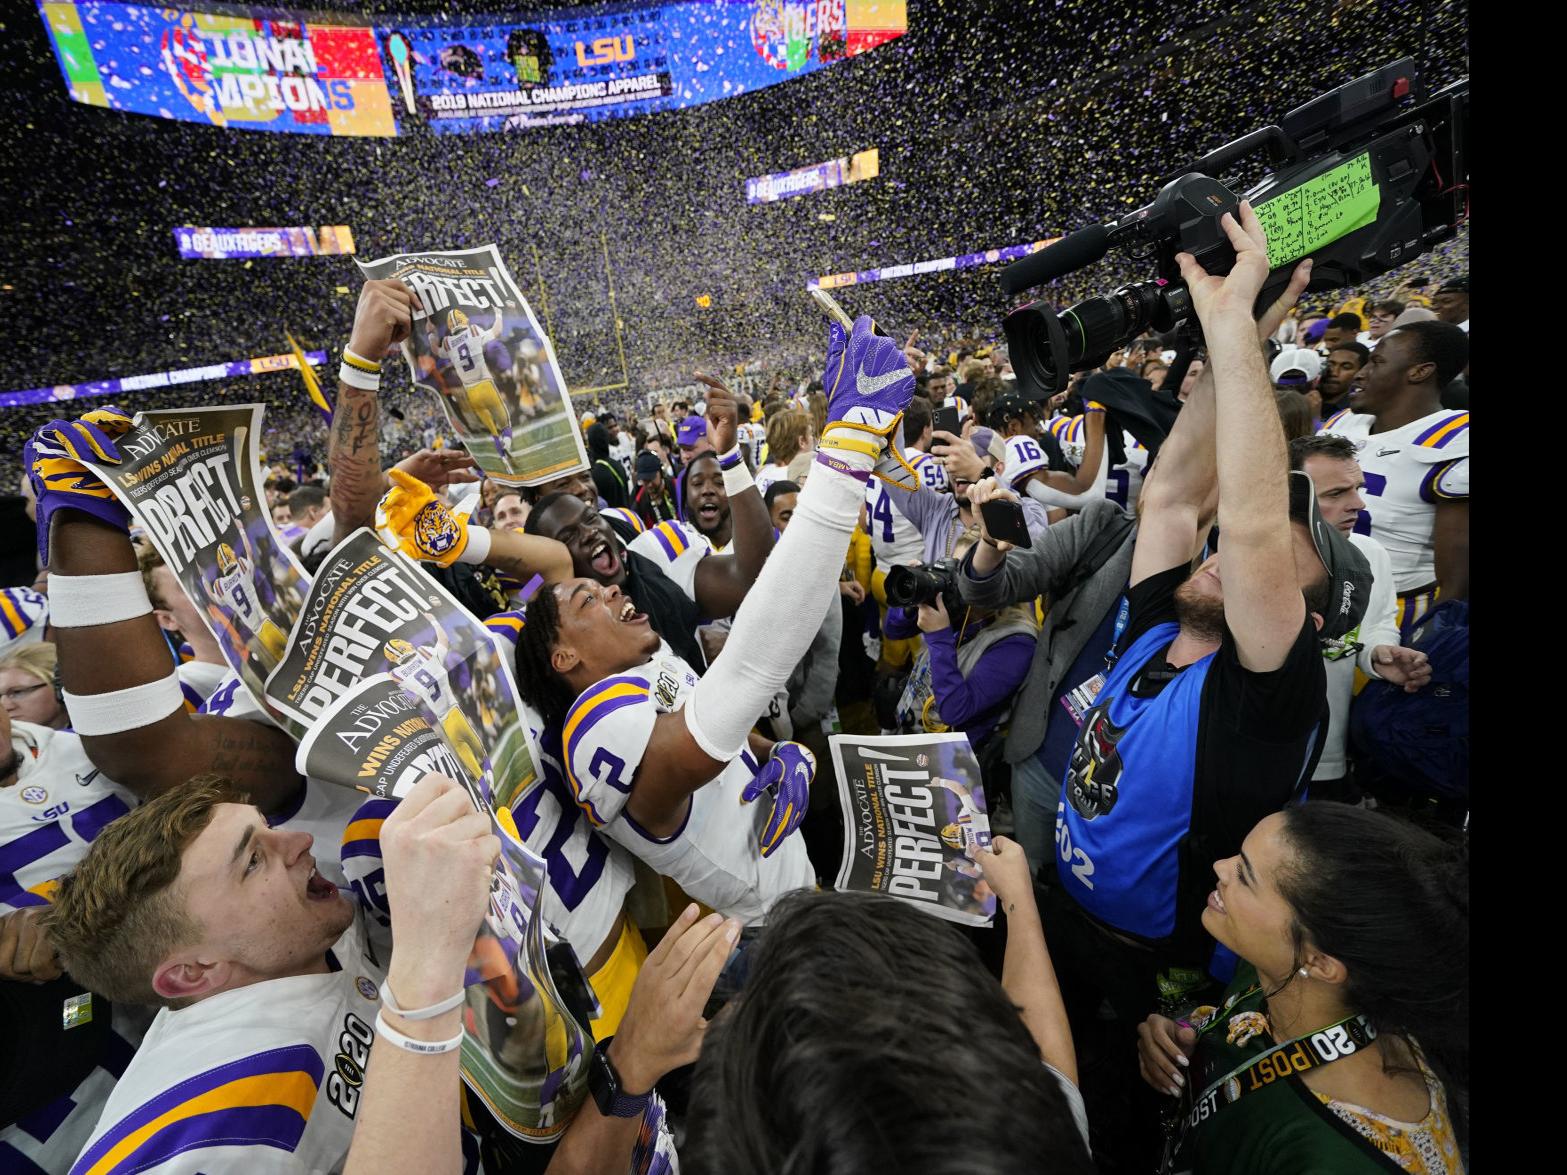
70, 916, 386, 1175
2, 723, 137, 914
1318, 408, 1469, 593
627, 520, 712, 605
559, 644, 815, 925
1, 725, 151, 1174
867, 450, 937, 569
208, 559, 268, 631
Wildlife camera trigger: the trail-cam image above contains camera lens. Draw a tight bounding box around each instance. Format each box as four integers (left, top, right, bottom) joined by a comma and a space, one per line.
1006, 280, 1191, 398
885, 564, 943, 608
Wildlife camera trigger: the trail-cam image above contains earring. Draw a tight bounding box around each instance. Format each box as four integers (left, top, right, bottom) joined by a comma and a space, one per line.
1297, 968, 1309, 978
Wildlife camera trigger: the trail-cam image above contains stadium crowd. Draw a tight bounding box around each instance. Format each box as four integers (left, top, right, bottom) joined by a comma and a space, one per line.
2, 198, 1468, 1174
1, 0, 1471, 1170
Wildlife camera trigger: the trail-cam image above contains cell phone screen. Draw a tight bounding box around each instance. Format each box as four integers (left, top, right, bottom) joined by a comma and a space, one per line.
979, 498, 1034, 548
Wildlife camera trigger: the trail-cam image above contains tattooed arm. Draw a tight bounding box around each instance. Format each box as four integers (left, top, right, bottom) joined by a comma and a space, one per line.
50, 513, 304, 812
331, 280, 424, 546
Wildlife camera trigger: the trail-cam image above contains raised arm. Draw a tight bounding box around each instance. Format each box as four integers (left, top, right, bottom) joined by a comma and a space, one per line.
629, 318, 915, 828
332, 281, 423, 545
688, 376, 776, 619
1178, 206, 1314, 670
48, 512, 303, 810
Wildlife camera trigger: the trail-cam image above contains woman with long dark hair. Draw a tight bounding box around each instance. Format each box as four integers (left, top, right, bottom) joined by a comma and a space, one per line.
1139, 803, 1467, 1173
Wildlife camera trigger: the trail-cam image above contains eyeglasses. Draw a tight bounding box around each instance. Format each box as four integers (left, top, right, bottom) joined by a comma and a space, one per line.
0, 683, 48, 705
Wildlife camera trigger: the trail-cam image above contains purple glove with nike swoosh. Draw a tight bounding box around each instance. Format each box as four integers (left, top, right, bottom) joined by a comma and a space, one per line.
25, 406, 136, 560
740, 740, 815, 859
819, 315, 919, 486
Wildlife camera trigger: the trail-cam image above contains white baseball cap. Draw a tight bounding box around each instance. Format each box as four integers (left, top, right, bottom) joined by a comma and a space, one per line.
1270, 347, 1323, 387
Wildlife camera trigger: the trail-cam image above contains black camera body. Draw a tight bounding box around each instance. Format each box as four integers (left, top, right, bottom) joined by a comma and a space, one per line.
1002, 59, 1469, 397
884, 561, 965, 619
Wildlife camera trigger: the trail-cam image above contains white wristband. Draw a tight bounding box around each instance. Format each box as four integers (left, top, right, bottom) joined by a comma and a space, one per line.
338, 363, 381, 392
47, 571, 153, 627
457, 525, 493, 565
375, 1009, 464, 1055
63, 671, 183, 736
379, 981, 466, 1020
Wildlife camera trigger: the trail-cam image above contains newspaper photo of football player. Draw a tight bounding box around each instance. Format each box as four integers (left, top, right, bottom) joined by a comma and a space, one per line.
78, 403, 311, 737
830, 732, 997, 927
356, 244, 589, 487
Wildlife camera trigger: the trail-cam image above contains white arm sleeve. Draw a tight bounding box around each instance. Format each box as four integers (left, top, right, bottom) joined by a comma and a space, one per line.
1022, 444, 1109, 511
683, 459, 866, 760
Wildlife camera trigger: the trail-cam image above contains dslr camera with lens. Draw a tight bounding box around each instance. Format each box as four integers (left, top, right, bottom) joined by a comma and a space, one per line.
1000, 59, 1468, 397
884, 561, 965, 619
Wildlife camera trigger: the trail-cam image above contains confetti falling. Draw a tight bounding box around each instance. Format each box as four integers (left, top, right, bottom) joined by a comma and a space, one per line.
0, 0, 1469, 463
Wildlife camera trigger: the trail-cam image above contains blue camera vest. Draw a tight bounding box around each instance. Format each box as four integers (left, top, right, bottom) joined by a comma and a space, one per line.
1054, 619, 1213, 941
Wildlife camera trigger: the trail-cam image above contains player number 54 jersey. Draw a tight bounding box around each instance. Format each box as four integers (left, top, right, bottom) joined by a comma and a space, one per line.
559, 644, 815, 925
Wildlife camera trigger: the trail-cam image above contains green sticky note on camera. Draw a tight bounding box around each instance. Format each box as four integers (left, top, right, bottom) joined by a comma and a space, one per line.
1254, 152, 1381, 268
62, 991, 93, 1030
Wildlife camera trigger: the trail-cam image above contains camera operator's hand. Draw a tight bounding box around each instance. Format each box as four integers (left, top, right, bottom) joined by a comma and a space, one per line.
1254, 258, 1314, 344
1174, 201, 1274, 338
967, 478, 1018, 575
931, 431, 986, 484
916, 595, 952, 633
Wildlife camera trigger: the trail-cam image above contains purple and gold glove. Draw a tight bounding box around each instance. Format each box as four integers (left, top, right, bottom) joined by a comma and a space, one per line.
740, 740, 815, 859
25, 406, 136, 560
820, 316, 920, 489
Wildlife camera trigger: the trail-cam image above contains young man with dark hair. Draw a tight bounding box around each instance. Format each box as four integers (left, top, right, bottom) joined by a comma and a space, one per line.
587, 422, 629, 509
1319, 319, 1470, 634
512, 316, 919, 923
764, 480, 800, 531
1319, 339, 1370, 416
1433, 275, 1469, 332
1286, 434, 1430, 802
686, 883, 1095, 1175
1366, 299, 1405, 343
632, 451, 677, 529
525, 384, 776, 669
1320, 311, 1365, 352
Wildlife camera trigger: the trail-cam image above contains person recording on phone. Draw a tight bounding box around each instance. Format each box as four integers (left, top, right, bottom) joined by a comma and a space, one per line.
891, 427, 1051, 565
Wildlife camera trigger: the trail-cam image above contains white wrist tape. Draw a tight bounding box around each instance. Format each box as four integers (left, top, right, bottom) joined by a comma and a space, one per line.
457, 525, 493, 565
63, 671, 183, 736
684, 460, 863, 761
719, 450, 756, 498
47, 571, 153, 627
338, 364, 381, 392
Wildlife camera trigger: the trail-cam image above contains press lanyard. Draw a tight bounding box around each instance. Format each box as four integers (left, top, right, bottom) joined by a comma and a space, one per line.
1159, 1004, 1378, 1173
1103, 594, 1130, 670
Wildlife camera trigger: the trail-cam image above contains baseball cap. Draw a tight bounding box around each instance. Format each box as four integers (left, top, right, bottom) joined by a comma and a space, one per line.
634, 451, 663, 483
676, 415, 707, 447
1289, 470, 1373, 640
673, 416, 705, 448
1301, 318, 1330, 345
1435, 275, 1469, 295
1270, 347, 1323, 387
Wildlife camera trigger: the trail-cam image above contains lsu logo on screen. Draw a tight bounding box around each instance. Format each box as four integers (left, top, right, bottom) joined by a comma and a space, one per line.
575, 34, 634, 67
